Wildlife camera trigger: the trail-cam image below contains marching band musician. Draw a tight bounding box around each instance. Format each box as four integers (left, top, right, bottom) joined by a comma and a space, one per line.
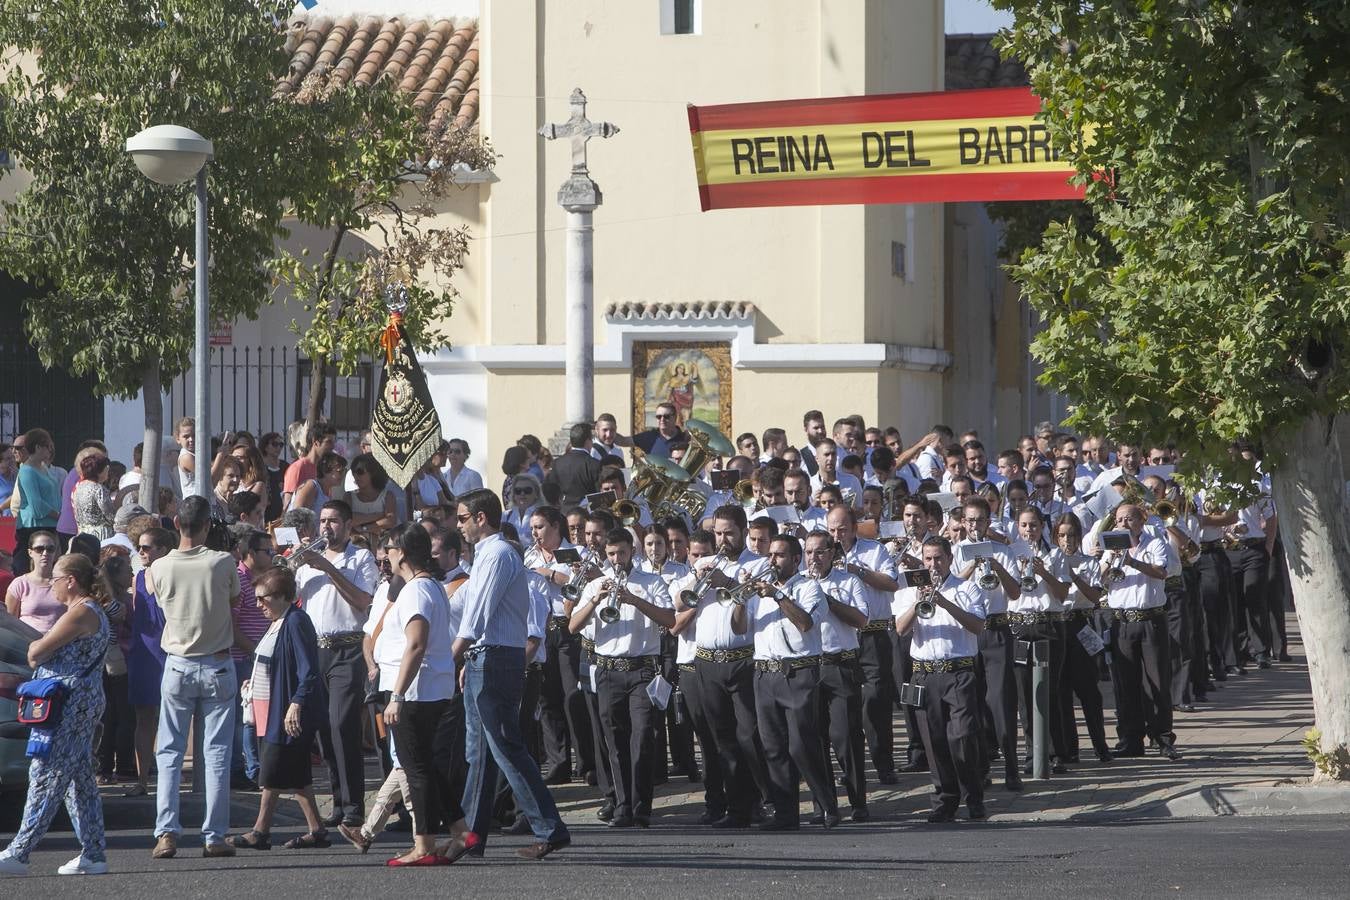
1052, 513, 1113, 763
673, 506, 772, 827
1029, 467, 1072, 542
951, 496, 1024, 790
731, 534, 838, 830
568, 529, 675, 828
1140, 474, 1205, 710
576, 512, 618, 815
1226, 448, 1278, 672
1097, 503, 1180, 759
639, 525, 695, 785
893, 537, 988, 823
524, 506, 595, 786
890, 497, 939, 773
802, 531, 871, 821
784, 469, 828, 533
1193, 483, 1240, 680
1008, 507, 1073, 774
826, 505, 902, 784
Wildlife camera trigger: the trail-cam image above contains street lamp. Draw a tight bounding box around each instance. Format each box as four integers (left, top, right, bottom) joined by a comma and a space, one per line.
126, 125, 213, 499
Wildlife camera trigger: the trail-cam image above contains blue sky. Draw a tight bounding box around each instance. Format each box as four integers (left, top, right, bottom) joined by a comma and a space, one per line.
946, 0, 1014, 34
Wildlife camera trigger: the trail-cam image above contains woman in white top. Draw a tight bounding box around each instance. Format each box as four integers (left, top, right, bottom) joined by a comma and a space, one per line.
378, 524, 468, 867
502, 473, 541, 536
1052, 512, 1112, 763
440, 439, 484, 497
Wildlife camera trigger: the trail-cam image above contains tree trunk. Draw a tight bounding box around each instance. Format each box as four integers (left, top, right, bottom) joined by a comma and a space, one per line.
137, 358, 163, 512
306, 352, 327, 437
1267, 411, 1350, 782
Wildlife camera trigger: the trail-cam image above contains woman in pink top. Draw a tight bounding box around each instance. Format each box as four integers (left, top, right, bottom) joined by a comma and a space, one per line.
4, 531, 65, 633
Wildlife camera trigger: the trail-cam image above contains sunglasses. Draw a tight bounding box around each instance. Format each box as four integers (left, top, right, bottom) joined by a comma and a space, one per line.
513, 488, 535, 495
137, 544, 156, 553
32, 545, 58, 554
456, 514, 472, 524
654, 413, 674, 420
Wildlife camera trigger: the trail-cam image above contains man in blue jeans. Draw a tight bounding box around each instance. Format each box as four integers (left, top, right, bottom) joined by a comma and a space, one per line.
145, 496, 241, 859
446, 489, 570, 861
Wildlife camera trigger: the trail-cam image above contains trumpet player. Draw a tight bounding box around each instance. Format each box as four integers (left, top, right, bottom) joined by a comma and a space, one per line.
826, 506, 903, 784
951, 496, 1023, 790
803, 531, 871, 821
784, 470, 827, 533
890, 497, 940, 775
893, 537, 988, 823
639, 525, 695, 785
1009, 507, 1073, 775
1193, 486, 1240, 680
1052, 514, 1113, 763
568, 529, 674, 828
730, 534, 838, 830
1226, 465, 1278, 672
1097, 504, 1178, 760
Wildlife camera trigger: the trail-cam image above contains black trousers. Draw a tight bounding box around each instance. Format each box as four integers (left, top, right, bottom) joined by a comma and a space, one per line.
318, 643, 367, 821
1266, 537, 1290, 653
914, 668, 983, 814
1227, 542, 1273, 663
390, 697, 464, 836
977, 624, 1018, 780
818, 658, 867, 809
889, 630, 927, 765
1183, 567, 1210, 697
754, 666, 837, 824
678, 663, 726, 818
98, 672, 136, 777
597, 664, 659, 819
856, 630, 896, 776
694, 656, 768, 819
540, 627, 594, 775
582, 678, 616, 806
1109, 614, 1174, 747
495, 664, 543, 825
1061, 610, 1109, 757
1166, 576, 1199, 706
1011, 621, 1070, 763
1196, 547, 1236, 675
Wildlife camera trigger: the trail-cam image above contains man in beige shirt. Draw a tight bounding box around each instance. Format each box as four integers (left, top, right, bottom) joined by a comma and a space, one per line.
145, 496, 240, 860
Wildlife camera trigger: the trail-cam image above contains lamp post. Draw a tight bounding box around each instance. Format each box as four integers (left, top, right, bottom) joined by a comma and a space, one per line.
126, 125, 213, 499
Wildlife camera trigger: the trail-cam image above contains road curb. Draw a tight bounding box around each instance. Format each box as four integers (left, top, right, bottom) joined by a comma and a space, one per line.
1141, 782, 1350, 818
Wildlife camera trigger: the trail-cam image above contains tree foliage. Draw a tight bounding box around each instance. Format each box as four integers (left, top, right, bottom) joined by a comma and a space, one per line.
992, 0, 1350, 486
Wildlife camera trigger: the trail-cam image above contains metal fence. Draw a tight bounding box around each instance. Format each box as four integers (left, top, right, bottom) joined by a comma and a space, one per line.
166, 346, 378, 452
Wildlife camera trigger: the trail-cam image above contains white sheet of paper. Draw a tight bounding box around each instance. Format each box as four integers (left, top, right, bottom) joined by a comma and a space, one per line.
763, 505, 800, 525
274, 526, 299, 548
647, 674, 673, 710
1077, 625, 1106, 656
929, 491, 960, 511
966, 540, 996, 560
879, 521, 907, 539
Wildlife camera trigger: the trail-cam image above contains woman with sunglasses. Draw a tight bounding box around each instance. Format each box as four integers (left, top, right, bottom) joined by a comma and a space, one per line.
5, 531, 65, 634
259, 432, 287, 522
440, 439, 483, 497
503, 473, 542, 537
126, 527, 174, 797
347, 453, 398, 536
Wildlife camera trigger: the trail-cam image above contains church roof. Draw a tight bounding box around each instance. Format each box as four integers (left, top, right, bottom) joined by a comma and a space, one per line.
605, 301, 757, 322
277, 16, 480, 130
944, 34, 1028, 90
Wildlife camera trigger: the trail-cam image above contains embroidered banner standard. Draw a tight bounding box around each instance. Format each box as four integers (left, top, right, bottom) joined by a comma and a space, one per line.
687, 86, 1082, 211
371, 317, 442, 489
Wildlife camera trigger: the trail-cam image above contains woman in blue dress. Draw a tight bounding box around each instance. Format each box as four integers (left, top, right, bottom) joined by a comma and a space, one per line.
126, 526, 174, 798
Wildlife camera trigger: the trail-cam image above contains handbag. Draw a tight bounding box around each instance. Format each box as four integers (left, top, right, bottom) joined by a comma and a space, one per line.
16, 655, 104, 730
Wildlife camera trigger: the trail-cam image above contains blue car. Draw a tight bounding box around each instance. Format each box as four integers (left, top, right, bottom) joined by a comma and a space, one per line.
0, 609, 39, 793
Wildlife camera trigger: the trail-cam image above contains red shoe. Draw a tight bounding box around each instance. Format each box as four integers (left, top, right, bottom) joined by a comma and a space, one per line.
386, 853, 449, 868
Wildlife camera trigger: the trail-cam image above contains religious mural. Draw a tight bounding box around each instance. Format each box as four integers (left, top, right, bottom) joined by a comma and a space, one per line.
631, 342, 732, 435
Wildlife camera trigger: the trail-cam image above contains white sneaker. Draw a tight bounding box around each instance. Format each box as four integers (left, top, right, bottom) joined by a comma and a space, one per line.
57, 855, 108, 875
0, 855, 29, 876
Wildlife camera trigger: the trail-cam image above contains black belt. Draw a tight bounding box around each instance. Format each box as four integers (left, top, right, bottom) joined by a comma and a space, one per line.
821, 649, 859, 665
1113, 607, 1167, 623
916, 656, 976, 674
1200, 540, 1224, 552
754, 655, 821, 674
677, 662, 696, 674
860, 619, 892, 634
317, 631, 363, 649
547, 615, 570, 632
985, 613, 1010, 629
593, 654, 659, 672
526, 662, 544, 673
1009, 610, 1065, 625
1240, 537, 1265, 549
695, 646, 754, 663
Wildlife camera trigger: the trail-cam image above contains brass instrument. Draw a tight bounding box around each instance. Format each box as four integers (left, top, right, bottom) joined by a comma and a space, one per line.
597, 566, 627, 624
732, 479, 756, 506
882, 477, 908, 521
1152, 499, 1179, 527
1103, 551, 1127, 585
915, 583, 937, 620
679, 550, 727, 608
561, 549, 600, 601
977, 556, 1000, 590
1222, 522, 1249, 550
281, 536, 328, 570
1018, 554, 1038, 592
717, 576, 759, 606
612, 498, 641, 527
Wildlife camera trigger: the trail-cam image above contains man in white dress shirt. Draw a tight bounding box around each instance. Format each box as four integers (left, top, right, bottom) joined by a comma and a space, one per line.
296, 500, 378, 828
569, 528, 674, 828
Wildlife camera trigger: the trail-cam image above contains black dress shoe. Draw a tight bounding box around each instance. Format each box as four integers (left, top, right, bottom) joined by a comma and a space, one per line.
899, 760, 929, 774
1175, 703, 1196, 713
850, 806, 870, 823
1004, 775, 1023, 791
1050, 760, 1067, 775
1278, 651, 1293, 663
596, 801, 615, 822
321, 811, 343, 828
1096, 748, 1113, 763
809, 813, 825, 825
1159, 742, 1182, 761
759, 819, 799, 832
634, 816, 651, 829
608, 814, 636, 828
542, 766, 572, 785
1226, 665, 1245, 677
821, 813, 841, 830
967, 803, 988, 821
698, 809, 727, 826
685, 767, 702, 784
1257, 656, 1272, 670
926, 809, 957, 824
711, 814, 750, 829
876, 770, 900, 785
1115, 744, 1146, 758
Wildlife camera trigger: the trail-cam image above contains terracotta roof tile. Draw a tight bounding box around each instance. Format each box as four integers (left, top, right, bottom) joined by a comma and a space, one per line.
277, 15, 481, 131
944, 34, 1028, 90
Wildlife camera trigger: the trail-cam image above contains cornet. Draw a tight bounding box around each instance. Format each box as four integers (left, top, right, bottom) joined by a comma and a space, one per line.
561, 549, 600, 601
1018, 555, 1038, 592
977, 556, 1000, 590
679, 549, 728, 608
1103, 551, 1127, 585
1222, 522, 1249, 550
915, 584, 938, 620
598, 567, 627, 624
717, 577, 759, 606
281, 536, 328, 570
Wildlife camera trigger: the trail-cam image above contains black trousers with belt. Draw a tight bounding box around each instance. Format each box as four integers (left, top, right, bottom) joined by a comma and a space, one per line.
597, 663, 659, 819
694, 656, 768, 820
1010, 619, 1070, 763
390, 697, 465, 836
1061, 610, 1109, 758
540, 625, 594, 776
678, 663, 726, 819
1228, 541, 1273, 664
976, 623, 1018, 780
1165, 574, 1201, 706
318, 641, 367, 822
914, 667, 983, 814
856, 629, 896, 777
889, 629, 927, 766
817, 656, 867, 810
1196, 548, 1236, 676
754, 665, 837, 825
1109, 613, 1174, 748
580, 658, 616, 806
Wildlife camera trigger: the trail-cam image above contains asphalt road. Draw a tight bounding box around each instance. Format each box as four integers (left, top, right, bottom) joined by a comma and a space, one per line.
2, 811, 1345, 898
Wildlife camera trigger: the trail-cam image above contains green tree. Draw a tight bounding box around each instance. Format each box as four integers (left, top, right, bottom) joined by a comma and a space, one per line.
994, 0, 1350, 778
0, 0, 316, 506
269, 72, 495, 433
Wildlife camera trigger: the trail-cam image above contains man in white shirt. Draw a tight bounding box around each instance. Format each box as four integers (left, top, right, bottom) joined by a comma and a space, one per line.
784, 469, 827, 533
569, 528, 674, 829
963, 440, 1007, 493
590, 413, 627, 466
893, 537, 988, 823
797, 410, 828, 477
296, 500, 377, 828
810, 439, 864, 510
803, 531, 870, 821
731, 533, 836, 830
1087, 441, 1143, 495
1098, 503, 1177, 759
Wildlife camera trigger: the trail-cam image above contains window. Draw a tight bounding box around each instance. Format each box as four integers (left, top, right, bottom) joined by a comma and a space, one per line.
660, 0, 699, 35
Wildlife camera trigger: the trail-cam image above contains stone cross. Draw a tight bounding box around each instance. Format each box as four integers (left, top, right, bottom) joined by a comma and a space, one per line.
539, 87, 620, 180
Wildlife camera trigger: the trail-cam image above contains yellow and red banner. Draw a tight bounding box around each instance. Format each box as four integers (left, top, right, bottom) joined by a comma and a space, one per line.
688, 86, 1082, 211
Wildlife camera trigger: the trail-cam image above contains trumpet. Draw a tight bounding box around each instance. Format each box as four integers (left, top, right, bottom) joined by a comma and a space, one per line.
1103, 551, 1127, 585
280, 536, 328, 570
597, 567, 627, 624
717, 577, 759, 606
977, 556, 1000, 590
915, 584, 938, 619
680, 550, 728, 608
1018, 555, 1038, 592
612, 498, 641, 527
1222, 522, 1249, 550
561, 549, 600, 601
1152, 498, 1179, 527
